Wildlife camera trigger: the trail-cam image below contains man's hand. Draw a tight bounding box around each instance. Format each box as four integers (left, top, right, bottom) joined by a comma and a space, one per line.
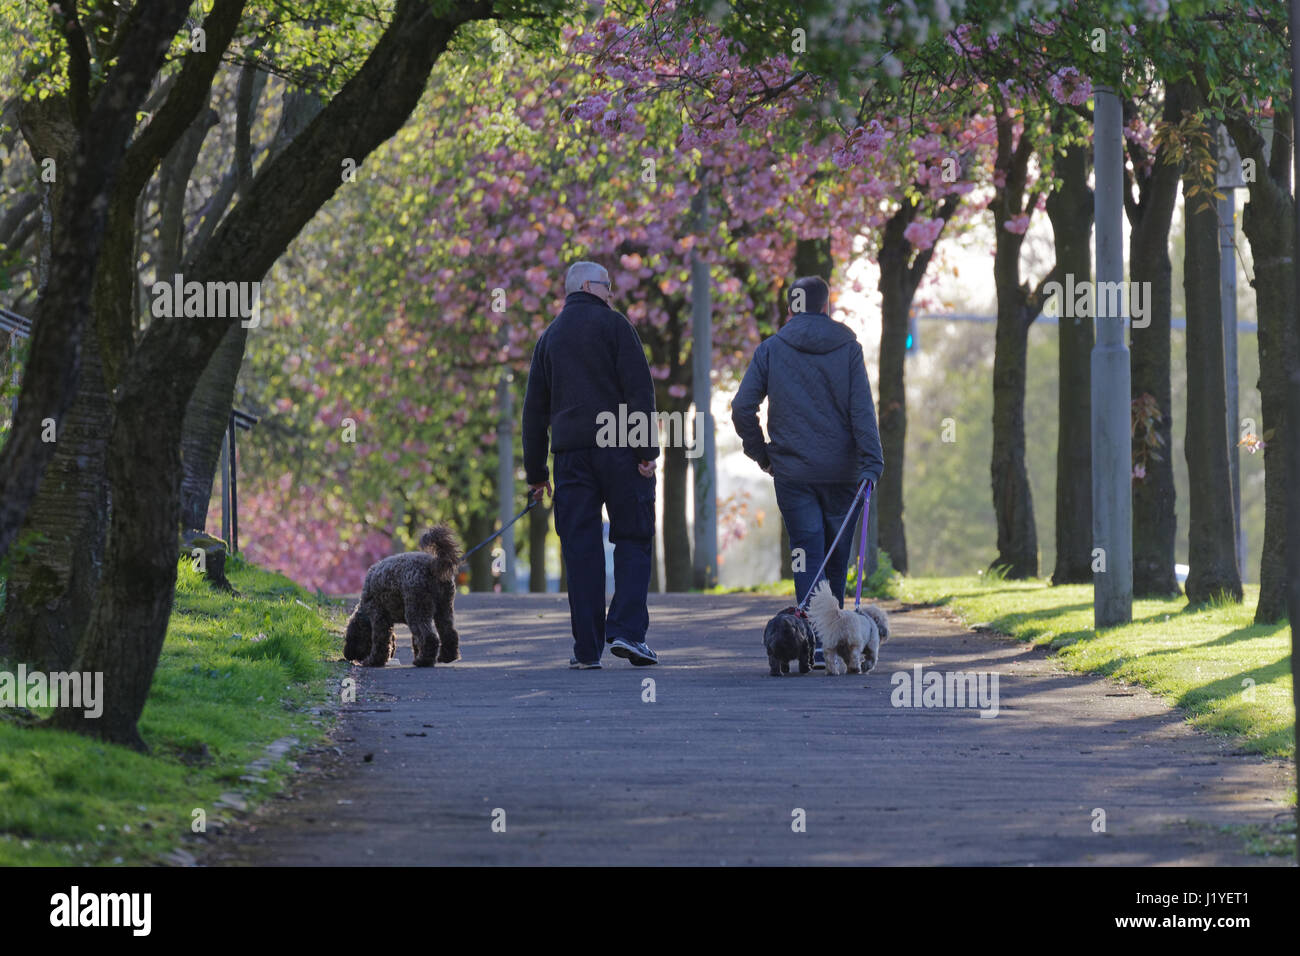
529, 481, 552, 502
760, 460, 773, 476
638, 459, 655, 478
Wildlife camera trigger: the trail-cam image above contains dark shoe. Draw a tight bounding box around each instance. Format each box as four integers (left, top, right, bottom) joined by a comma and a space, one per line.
609, 638, 658, 666
569, 657, 602, 670
813, 639, 825, 670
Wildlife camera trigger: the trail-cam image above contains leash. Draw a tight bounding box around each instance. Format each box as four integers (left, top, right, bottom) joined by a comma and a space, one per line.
459, 498, 540, 567
793, 477, 871, 615
853, 480, 873, 609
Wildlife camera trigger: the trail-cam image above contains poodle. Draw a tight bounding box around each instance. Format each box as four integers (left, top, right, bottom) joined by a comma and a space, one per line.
762, 606, 816, 676
804, 579, 890, 675
343, 526, 462, 667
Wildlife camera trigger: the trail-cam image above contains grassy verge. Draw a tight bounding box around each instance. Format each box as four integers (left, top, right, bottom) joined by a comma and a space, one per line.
707, 550, 900, 600
898, 575, 1294, 758
0, 556, 346, 865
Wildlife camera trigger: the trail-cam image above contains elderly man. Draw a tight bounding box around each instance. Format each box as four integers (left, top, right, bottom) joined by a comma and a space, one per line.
523, 261, 660, 669
731, 275, 884, 665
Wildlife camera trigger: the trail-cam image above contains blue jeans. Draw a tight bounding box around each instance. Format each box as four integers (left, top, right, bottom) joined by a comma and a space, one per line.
552, 447, 654, 663
775, 479, 861, 607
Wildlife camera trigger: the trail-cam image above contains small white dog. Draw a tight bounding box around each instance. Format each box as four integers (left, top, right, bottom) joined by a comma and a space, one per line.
805, 579, 890, 675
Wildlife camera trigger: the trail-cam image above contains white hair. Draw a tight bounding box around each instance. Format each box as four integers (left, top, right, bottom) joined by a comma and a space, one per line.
565, 261, 610, 295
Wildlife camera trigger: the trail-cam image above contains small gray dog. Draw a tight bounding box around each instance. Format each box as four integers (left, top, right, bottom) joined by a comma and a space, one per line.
343, 526, 461, 667
762, 606, 817, 676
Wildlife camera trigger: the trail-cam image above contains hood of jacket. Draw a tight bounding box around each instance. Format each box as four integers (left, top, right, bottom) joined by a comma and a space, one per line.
775, 312, 859, 355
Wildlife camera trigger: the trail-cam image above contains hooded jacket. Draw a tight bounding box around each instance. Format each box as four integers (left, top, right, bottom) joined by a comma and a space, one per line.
730, 312, 884, 486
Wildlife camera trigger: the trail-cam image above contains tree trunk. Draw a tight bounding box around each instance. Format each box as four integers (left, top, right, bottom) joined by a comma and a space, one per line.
989, 292, 1039, 579
1223, 108, 1296, 623
876, 205, 914, 573
988, 109, 1043, 579
1126, 89, 1182, 596
529, 500, 548, 591
0, 0, 195, 560
179, 324, 249, 530
0, 333, 110, 671
45, 0, 493, 749
793, 235, 832, 280
41, 0, 496, 752
0, 162, 142, 669
662, 438, 692, 590
1046, 134, 1095, 585
50, 397, 186, 752
649, 530, 660, 593
1182, 141, 1243, 605
466, 511, 494, 590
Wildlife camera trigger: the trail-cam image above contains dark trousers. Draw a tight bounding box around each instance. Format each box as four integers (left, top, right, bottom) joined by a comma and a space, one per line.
775, 479, 861, 608
553, 447, 655, 663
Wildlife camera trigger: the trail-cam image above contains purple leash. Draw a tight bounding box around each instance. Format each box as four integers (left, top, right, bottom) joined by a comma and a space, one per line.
853, 480, 874, 609
794, 476, 871, 615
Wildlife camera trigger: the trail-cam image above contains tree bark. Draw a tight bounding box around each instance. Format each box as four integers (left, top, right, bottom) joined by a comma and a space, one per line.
662, 432, 692, 591
876, 205, 915, 573
50, 0, 498, 748
178, 324, 248, 530
1125, 89, 1182, 596
1046, 130, 1094, 585
529, 500, 548, 591
1, 92, 141, 669
1182, 126, 1243, 605
0, 0, 194, 561
4, 0, 247, 673
988, 109, 1050, 578
0, 329, 110, 671
466, 511, 494, 590
793, 235, 831, 279
1222, 106, 1296, 622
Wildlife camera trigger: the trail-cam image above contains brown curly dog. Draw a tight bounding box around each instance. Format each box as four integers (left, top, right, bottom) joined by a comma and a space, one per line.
343, 526, 462, 667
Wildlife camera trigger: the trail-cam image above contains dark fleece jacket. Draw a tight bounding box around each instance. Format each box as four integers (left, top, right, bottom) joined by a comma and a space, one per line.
730, 312, 884, 485
522, 291, 659, 485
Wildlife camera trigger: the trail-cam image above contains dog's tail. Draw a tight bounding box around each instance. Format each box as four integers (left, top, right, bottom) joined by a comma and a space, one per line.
419, 524, 462, 580
858, 602, 890, 641
804, 579, 841, 643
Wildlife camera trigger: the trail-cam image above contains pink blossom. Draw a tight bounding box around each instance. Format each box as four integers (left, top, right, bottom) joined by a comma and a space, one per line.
903, 217, 945, 250
1046, 67, 1092, 107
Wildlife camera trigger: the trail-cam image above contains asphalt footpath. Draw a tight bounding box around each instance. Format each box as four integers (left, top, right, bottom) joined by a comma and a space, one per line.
207, 592, 1291, 866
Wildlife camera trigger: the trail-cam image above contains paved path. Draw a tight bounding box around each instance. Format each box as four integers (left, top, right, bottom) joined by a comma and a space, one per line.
211, 594, 1291, 866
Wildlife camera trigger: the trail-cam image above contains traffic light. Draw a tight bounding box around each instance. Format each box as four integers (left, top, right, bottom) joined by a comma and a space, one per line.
905, 314, 919, 355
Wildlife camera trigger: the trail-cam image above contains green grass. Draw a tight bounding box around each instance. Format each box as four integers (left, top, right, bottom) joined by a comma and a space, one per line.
0, 556, 347, 865
898, 575, 1294, 757
708, 550, 900, 600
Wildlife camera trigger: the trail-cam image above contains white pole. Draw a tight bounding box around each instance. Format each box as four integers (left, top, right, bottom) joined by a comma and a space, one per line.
1219, 187, 1244, 580
1092, 84, 1133, 626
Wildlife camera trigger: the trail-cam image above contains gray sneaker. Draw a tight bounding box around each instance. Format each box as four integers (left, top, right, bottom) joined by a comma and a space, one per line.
609, 638, 658, 666
569, 657, 602, 669
813, 640, 826, 670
